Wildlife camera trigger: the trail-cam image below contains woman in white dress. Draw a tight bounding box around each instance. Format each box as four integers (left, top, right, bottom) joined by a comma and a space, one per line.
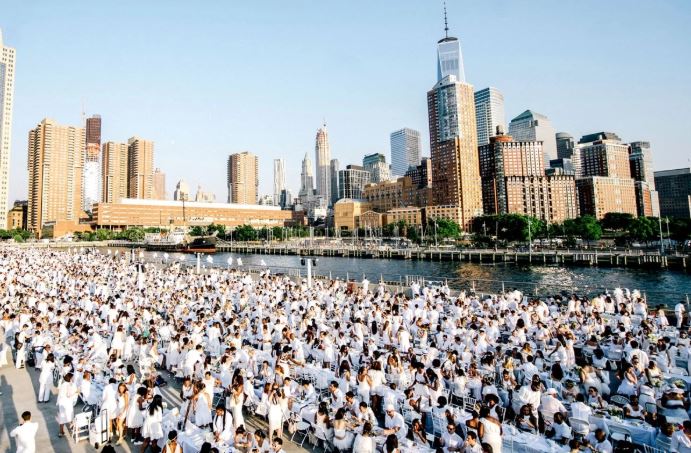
114, 383, 129, 444
352, 422, 376, 453
207, 322, 221, 357
56, 372, 78, 437
617, 363, 639, 397
165, 335, 181, 372
332, 408, 354, 451
126, 386, 147, 443
141, 395, 164, 452
38, 352, 55, 402
193, 382, 212, 428
110, 325, 125, 359
478, 406, 503, 453
356, 365, 373, 406
161, 430, 183, 453
267, 388, 285, 440
228, 382, 245, 428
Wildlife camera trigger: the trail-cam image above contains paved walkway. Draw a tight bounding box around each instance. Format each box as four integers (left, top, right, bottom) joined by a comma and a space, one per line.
0, 348, 311, 453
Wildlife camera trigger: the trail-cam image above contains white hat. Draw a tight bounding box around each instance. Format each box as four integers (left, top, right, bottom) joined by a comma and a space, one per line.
386, 404, 395, 412
546, 388, 558, 395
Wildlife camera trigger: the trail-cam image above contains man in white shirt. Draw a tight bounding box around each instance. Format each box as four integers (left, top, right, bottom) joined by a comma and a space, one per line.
540, 388, 568, 426
585, 428, 613, 453
676, 301, 686, 328
570, 394, 593, 421
671, 420, 691, 453
10, 411, 38, 453
440, 422, 463, 452
383, 404, 407, 440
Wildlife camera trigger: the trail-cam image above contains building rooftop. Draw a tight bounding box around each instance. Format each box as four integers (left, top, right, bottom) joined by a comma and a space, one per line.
654, 168, 691, 177
510, 109, 549, 123
578, 132, 621, 144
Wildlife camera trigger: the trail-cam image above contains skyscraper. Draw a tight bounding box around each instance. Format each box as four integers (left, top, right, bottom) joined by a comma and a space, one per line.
574, 132, 637, 219
654, 168, 691, 219
27, 119, 86, 234
227, 151, 258, 204
0, 29, 16, 229
299, 153, 314, 201
153, 168, 166, 200
314, 123, 331, 203
509, 110, 557, 167
101, 141, 128, 203
338, 165, 371, 199
436, 5, 465, 83
173, 179, 190, 201
428, 20, 483, 230
127, 137, 154, 199
330, 158, 340, 206
273, 158, 286, 206
363, 153, 391, 183
474, 87, 506, 146
479, 131, 578, 223
82, 114, 102, 211
390, 128, 421, 177
556, 132, 575, 159
85, 114, 102, 147
629, 141, 659, 217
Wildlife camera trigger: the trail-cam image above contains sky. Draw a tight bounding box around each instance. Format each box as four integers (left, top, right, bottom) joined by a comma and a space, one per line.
2, 0, 691, 203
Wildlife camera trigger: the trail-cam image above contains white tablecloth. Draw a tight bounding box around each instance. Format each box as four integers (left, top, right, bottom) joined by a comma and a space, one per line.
503, 425, 563, 453
589, 415, 656, 446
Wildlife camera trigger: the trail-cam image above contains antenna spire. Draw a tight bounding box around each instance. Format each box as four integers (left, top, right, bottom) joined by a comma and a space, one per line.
443, 1, 449, 38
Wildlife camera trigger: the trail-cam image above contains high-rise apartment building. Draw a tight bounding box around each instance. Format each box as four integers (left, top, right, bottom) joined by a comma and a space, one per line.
27, 119, 86, 234
508, 110, 557, 167
556, 132, 574, 159
101, 142, 128, 203
299, 153, 314, 200
195, 185, 215, 202
405, 157, 433, 189
362, 153, 391, 184
330, 159, 340, 206
655, 168, 691, 219
574, 132, 637, 219
173, 179, 190, 201
314, 124, 331, 203
0, 30, 17, 229
479, 132, 578, 223
227, 151, 258, 204
273, 159, 285, 206
390, 128, 421, 176
628, 141, 659, 217
153, 168, 166, 200
338, 165, 371, 199
428, 76, 483, 229
474, 87, 506, 146
127, 137, 154, 199
82, 114, 102, 210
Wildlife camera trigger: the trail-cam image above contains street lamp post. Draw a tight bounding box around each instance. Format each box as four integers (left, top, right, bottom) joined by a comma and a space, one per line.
658, 216, 664, 255
666, 217, 671, 251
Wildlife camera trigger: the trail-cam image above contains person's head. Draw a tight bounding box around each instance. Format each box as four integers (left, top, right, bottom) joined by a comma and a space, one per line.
466, 430, 478, 445
595, 428, 607, 442
385, 434, 398, 453
568, 439, 580, 452
101, 446, 116, 453
684, 420, 691, 432
64, 372, 73, 383
630, 395, 639, 405
412, 418, 422, 431
253, 429, 266, 442
385, 404, 396, 417
446, 422, 457, 435
588, 386, 598, 396
362, 421, 373, 436
481, 442, 494, 453
215, 404, 226, 417
167, 430, 178, 443
21, 411, 31, 422
554, 412, 564, 424
271, 437, 283, 451
576, 393, 585, 403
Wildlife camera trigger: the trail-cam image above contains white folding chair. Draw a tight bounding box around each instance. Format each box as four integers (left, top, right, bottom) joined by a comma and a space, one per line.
643, 445, 665, 453
608, 424, 632, 444
609, 394, 630, 407
72, 411, 91, 443
290, 419, 311, 447
569, 417, 590, 439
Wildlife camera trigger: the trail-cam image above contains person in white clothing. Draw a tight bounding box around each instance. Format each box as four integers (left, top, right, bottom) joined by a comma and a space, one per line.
10, 411, 38, 453
37, 353, 55, 403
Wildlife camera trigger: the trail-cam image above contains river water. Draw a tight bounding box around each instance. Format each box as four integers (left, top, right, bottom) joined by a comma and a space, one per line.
155, 250, 691, 306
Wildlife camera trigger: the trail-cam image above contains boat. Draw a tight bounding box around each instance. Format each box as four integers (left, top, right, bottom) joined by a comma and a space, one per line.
143, 229, 217, 254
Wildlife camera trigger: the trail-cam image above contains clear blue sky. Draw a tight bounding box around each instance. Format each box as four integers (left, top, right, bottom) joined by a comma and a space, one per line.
3, 0, 691, 202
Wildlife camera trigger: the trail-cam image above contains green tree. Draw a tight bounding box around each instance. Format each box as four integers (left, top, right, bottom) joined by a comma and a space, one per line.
628, 216, 656, 243
669, 218, 691, 242
188, 226, 205, 236
95, 229, 114, 241
233, 224, 257, 241
116, 227, 145, 242
564, 215, 602, 241
600, 212, 634, 231
428, 218, 461, 240
207, 223, 226, 236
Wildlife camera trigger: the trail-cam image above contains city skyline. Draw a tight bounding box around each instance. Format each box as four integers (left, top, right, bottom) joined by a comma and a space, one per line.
2, 1, 691, 203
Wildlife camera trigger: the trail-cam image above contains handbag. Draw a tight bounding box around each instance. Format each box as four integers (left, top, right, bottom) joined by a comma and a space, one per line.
256, 402, 268, 417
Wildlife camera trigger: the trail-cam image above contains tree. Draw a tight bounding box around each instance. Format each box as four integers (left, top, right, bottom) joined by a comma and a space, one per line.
116, 227, 145, 242
207, 223, 226, 236
95, 229, 114, 241
564, 215, 602, 241
189, 226, 206, 237
600, 212, 634, 231
669, 218, 691, 242
428, 218, 461, 240
628, 216, 656, 243
233, 224, 257, 241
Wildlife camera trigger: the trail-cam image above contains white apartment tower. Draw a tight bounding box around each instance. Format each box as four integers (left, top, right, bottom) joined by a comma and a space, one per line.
273, 158, 286, 206
0, 29, 16, 228
314, 123, 331, 203
508, 110, 557, 167
474, 87, 506, 146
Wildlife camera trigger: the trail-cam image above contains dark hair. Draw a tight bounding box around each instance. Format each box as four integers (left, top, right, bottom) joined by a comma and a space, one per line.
168, 430, 178, 441
149, 394, 163, 415
21, 411, 31, 421
385, 434, 399, 453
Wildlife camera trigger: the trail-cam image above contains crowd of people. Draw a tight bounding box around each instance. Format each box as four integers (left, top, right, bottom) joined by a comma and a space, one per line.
1, 246, 691, 453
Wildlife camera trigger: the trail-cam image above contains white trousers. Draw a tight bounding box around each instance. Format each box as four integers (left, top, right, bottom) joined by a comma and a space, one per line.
38, 381, 51, 402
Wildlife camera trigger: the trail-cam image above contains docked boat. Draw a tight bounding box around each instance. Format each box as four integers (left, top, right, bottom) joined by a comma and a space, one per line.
143, 229, 217, 254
